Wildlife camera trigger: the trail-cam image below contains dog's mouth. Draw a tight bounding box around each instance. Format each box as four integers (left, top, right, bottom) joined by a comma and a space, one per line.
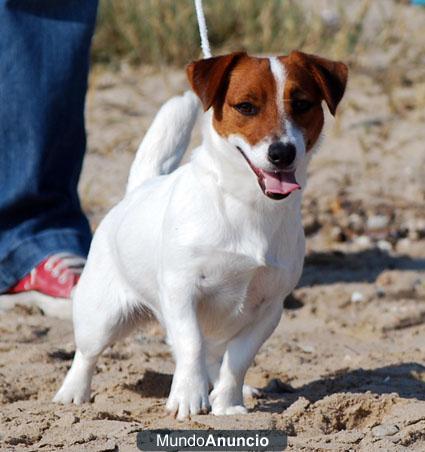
237, 147, 301, 200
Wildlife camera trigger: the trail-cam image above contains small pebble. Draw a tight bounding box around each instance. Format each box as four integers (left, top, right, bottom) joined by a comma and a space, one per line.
367, 215, 390, 231
299, 344, 315, 354
376, 287, 386, 298
354, 235, 372, 248
351, 291, 365, 303
348, 213, 365, 232
371, 424, 399, 437
377, 240, 392, 252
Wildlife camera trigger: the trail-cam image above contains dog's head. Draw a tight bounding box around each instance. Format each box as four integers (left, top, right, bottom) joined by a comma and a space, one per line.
187, 51, 348, 200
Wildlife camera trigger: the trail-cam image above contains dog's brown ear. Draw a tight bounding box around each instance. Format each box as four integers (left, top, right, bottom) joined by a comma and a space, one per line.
186, 52, 246, 111
290, 51, 348, 116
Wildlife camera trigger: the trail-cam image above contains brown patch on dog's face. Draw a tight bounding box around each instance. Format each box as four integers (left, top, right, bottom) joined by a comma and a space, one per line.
211, 55, 281, 145
281, 56, 325, 150
281, 51, 348, 150
188, 54, 281, 146
187, 51, 347, 151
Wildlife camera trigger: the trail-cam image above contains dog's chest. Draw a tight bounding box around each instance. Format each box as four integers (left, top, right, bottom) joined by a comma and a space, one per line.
199, 243, 303, 300
196, 225, 305, 338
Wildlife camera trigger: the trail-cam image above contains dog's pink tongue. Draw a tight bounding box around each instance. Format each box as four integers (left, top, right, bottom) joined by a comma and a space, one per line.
261, 170, 301, 196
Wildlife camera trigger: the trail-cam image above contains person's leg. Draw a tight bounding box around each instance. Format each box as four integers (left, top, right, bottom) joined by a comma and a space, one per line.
0, 0, 98, 293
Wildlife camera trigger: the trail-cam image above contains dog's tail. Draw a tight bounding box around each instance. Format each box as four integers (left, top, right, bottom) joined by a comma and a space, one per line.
126, 90, 200, 194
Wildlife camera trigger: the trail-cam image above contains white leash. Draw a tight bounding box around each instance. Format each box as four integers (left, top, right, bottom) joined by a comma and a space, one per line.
194, 0, 212, 58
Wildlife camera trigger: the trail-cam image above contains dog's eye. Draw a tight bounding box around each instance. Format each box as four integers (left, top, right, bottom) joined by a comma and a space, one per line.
234, 102, 259, 116
292, 99, 313, 114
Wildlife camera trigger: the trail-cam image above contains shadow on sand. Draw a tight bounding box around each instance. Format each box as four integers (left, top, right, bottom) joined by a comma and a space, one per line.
124, 362, 425, 413
256, 362, 425, 413
300, 249, 425, 287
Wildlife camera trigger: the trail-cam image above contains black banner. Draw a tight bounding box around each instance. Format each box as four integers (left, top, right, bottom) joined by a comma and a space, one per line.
137, 429, 287, 451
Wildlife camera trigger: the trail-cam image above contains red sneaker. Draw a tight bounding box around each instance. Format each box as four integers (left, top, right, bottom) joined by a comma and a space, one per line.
0, 253, 86, 319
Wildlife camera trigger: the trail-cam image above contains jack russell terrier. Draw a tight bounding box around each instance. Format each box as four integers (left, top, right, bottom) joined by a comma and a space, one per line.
54, 51, 348, 419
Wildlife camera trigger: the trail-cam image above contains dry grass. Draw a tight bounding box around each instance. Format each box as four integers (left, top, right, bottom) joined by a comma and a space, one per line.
91, 0, 425, 113
92, 0, 376, 66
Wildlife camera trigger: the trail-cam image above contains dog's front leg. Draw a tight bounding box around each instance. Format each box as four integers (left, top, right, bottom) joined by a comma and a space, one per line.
210, 300, 283, 415
161, 284, 210, 420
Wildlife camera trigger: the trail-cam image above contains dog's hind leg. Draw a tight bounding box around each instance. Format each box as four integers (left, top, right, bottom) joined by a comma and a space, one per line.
53, 297, 133, 404
53, 263, 135, 405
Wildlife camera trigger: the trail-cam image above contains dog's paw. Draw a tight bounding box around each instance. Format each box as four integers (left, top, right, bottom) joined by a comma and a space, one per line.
166, 372, 210, 420
210, 386, 247, 416
212, 403, 248, 416
53, 380, 91, 405
53, 363, 91, 405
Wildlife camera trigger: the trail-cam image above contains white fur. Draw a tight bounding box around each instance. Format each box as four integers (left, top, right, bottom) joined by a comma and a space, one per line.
269, 57, 285, 116
54, 86, 312, 419
126, 91, 200, 194
283, 118, 307, 169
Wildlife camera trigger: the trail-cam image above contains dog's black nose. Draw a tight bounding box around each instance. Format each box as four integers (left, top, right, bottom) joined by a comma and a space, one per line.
268, 142, 296, 168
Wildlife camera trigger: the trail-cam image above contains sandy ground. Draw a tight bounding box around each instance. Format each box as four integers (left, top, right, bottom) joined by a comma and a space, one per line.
1, 29, 425, 452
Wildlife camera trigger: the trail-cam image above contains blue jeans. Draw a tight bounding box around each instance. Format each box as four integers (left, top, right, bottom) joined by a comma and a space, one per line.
0, 0, 98, 292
